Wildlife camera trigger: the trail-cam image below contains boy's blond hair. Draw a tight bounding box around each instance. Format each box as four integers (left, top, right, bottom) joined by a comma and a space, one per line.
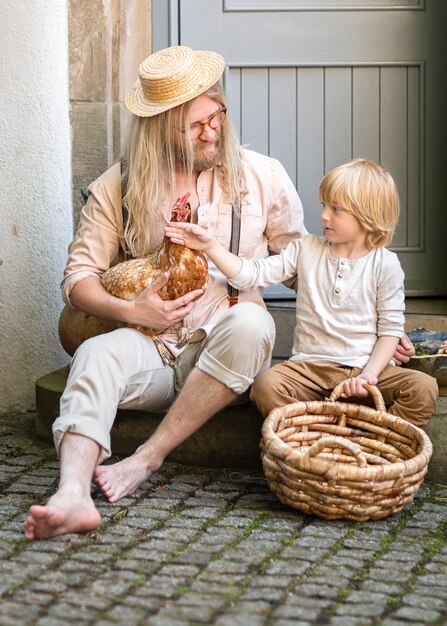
318, 158, 400, 248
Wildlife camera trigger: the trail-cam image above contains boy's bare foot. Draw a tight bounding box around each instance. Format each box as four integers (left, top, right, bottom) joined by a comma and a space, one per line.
93, 448, 161, 502
24, 489, 101, 540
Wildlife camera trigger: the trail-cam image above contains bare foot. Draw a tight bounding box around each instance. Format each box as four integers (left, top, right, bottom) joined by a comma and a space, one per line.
24, 488, 101, 540
93, 448, 161, 503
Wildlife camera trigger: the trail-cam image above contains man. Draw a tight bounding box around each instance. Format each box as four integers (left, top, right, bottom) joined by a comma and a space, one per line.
24, 46, 413, 540
24, 45, 306, 539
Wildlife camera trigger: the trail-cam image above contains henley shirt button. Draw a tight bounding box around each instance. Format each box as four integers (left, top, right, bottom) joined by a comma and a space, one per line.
337, 273, 343, 278
334, 288, 340, 294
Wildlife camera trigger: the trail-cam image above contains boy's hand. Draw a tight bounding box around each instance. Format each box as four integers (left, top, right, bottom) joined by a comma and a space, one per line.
165, 222, 241, 278
164, 222, 213, 252
393, 334, 415, 365
342, 374, 378, 398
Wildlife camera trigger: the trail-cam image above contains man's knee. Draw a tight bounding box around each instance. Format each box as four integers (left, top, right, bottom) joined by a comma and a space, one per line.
196, 304, 276, 394
74, 332, 112, 358
73, 328, 156, 370
217, 302, 276, 348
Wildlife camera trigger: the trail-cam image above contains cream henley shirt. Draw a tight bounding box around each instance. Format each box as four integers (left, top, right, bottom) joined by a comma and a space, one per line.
230, 234, 405, 367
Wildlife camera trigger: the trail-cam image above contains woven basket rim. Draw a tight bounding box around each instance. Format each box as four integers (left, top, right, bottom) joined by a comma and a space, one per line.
262, 396, 433, 483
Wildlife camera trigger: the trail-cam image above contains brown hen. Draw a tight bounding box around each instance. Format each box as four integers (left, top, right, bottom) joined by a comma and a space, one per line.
102, 193, 208, 364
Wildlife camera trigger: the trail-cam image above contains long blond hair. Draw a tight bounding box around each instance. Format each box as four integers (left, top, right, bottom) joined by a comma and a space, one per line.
121, 82, 244, 257
318, 158, 400, 248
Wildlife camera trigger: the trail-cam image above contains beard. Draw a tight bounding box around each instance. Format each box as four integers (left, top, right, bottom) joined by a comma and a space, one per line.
174, 133, 224, 172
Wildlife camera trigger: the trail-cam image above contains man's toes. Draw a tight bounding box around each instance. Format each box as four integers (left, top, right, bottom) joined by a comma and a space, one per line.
103, 486, 116, 500
28, 504, 48, 519
97, 476, 109, 491
95, 478, 115, 500
93, 472, 109, 489
92, 467, 104, 482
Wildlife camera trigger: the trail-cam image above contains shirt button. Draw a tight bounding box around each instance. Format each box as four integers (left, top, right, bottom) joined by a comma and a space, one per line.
337, 273, 343, 278
334, 288, 340, 294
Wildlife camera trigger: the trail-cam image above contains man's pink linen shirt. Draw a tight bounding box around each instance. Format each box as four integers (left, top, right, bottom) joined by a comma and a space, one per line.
62, 149, 306, 338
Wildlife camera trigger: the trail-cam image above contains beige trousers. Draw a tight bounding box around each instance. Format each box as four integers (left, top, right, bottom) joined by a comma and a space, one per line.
53, 302, 275, 461
250, 359, 439, 427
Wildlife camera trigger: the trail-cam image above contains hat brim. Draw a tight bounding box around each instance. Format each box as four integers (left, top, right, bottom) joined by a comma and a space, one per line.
125, 50, 226, 117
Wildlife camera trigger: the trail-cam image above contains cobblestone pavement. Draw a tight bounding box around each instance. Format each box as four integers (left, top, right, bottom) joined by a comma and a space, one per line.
1, 411, 447, 626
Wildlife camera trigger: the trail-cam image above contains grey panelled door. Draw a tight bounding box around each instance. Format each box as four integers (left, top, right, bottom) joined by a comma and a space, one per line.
152, 0, 447, 295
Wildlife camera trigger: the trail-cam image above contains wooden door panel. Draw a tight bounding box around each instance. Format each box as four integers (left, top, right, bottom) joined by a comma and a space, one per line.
227, 62, 424, 242
352, 67, 380, 162
152, 0, 447, 294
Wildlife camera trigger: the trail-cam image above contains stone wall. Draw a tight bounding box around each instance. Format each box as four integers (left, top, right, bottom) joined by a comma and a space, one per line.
0, 0, 151, 411
0, 0, 73, 410
69, 0, 151, 228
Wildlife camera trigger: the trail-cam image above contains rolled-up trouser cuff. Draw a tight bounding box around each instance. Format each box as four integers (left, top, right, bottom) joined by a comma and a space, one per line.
197, 349, 254, 394
51, 327, 175, 463
195, 302, 276, 395
53, 416, 112, 464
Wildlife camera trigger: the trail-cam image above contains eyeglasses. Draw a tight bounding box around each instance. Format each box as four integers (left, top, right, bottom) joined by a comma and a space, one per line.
180, 108, 227, 137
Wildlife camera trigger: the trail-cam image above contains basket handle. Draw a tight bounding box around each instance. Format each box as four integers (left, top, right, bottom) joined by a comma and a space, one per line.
328, 382, 386, 411
304, 436, 368, 468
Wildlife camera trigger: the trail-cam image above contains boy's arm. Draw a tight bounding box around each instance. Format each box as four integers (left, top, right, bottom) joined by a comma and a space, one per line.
342, 335, 399, 398
165, 222, 242, 278
343, 250, 404, 399
165, 222, 301, 289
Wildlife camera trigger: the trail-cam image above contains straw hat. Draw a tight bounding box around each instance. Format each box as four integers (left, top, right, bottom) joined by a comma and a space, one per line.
125, 45, 226, 117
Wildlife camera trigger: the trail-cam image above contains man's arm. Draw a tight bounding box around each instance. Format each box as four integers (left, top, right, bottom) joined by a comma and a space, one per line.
70, 274, 202, 330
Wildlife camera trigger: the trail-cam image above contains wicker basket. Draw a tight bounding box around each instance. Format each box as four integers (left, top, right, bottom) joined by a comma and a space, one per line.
261, 383, 433, 521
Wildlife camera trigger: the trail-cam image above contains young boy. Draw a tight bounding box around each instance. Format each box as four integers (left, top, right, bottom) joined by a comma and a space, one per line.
165, 158, 438, 426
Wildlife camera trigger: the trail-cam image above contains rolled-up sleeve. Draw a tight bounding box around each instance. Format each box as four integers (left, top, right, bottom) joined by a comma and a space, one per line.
229, 239, 301, 291
377, 252, 405, 338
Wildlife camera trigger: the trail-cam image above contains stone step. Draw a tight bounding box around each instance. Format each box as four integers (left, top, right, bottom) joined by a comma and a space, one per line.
36, 298, 447, 480
35, 366, 264, 468
36, 366, 447, 483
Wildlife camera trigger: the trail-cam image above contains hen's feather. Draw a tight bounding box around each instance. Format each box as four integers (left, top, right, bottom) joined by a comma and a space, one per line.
101, 194, 208, 363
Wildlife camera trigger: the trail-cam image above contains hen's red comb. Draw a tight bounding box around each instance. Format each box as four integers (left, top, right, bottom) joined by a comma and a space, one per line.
177, 192, 190, 206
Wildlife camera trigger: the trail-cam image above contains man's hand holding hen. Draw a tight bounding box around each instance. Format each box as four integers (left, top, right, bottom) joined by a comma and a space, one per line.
131, 272, 203, 330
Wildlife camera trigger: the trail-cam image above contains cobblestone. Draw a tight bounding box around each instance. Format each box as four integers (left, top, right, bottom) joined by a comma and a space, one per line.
1, 410, 447, 626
